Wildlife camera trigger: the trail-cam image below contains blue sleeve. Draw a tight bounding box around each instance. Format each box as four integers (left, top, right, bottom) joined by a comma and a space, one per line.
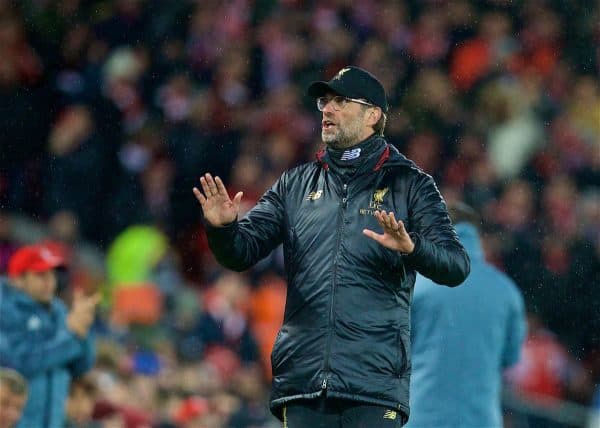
68, 332, 96, 378
0, 323, 86, 378
502, 284, 526, 368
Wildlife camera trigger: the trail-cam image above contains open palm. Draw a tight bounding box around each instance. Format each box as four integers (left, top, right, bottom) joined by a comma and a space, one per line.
363, 210, 415, 254
193, 173, 243, 227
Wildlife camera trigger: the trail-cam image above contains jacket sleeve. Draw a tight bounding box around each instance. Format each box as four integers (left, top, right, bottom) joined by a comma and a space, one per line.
68, 332, 96, 378
403, 172, 470, 286
0, 316, 88, 378
205, 174, 286, 271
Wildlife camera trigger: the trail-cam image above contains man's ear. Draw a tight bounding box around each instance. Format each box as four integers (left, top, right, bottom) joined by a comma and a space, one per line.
367, 108, 381, 126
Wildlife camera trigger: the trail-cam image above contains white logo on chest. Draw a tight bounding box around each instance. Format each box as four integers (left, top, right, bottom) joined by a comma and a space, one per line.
341, 148, 361, 161
27, 316, 41, 331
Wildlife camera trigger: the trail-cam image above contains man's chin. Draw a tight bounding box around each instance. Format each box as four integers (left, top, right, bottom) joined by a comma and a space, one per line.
321, 132, 340, 147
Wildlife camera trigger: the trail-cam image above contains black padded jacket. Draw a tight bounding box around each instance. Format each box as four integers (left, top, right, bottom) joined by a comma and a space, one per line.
206, 137, 470, 422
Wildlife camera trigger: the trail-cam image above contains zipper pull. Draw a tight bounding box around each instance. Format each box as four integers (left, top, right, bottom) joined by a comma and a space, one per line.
322, 378, 327, 389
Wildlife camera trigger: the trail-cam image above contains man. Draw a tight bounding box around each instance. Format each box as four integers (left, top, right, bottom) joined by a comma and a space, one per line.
193, 66, 470, 427
407, 202, 526, 428
0, 243, 99, 428
0, 368, 28, 428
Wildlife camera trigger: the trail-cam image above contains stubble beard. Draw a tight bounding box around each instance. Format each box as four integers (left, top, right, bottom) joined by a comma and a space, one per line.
321, 119, 364, 149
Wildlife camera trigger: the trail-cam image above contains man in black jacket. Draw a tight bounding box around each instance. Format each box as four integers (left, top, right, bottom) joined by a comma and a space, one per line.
193, 66, 470, 427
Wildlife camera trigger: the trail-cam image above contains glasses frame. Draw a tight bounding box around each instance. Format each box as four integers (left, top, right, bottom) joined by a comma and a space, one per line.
317, 95, 376, 111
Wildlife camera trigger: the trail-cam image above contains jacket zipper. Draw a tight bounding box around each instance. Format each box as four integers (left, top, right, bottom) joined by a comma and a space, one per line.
322, 182, 348, 389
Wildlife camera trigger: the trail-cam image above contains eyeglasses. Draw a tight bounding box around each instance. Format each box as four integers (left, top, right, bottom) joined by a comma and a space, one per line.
316, 95, 375, 111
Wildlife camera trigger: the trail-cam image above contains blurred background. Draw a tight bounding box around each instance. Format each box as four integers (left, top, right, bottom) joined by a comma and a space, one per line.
0, 0, 598, 427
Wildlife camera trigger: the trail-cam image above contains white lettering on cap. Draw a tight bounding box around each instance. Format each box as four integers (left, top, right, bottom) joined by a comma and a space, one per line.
39, 247, 61, 264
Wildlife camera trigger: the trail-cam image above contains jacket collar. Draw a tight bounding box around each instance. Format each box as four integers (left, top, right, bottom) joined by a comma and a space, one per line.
378, 143, 418, 169
1, 279, 60, 312
316, 138, 416, 172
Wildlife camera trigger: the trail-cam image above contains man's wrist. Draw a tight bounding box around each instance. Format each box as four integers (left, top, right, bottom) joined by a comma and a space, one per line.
205, 218, 238, 229
401, 232, 420, 257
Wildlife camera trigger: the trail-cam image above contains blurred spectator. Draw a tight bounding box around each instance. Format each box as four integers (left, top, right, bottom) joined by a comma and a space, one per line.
226, 365, 273, 428
64, 376, 101, 428
196, 273, 260, 365
92, 399, 153, 428
480, 77, 545, 180
248, 273, 286, 378
0, 243, 99, 428
173, 396, 210, 427
0, 368, 28, 428
450, 10, 517, 92
506, 313, 592, 406
45, 104, 113, 242
105, 225, 169, 292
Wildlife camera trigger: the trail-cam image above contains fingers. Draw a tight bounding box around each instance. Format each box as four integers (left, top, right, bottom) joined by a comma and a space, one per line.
192, 187, 206, 205
215, 176, 230, 198
396, 219, 407, 236
72, 287, 85, 301
73, 290, 100, 311
86, 292, 101, 307
383, 211, 396, 231
196, 174, 230, 201
199, 175, 212, 196
375, 211, 399, 231
205, 173, 219, 196
232, 191, 243, 211
373, 211, 409, 239
362, 228, 384, 244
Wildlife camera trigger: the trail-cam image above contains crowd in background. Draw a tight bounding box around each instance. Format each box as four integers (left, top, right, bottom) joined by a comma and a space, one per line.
0, 0, 598, 426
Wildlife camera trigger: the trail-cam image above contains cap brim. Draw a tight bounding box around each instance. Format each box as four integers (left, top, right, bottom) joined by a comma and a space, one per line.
307, 81, 344, 98
29, 259, 64, 272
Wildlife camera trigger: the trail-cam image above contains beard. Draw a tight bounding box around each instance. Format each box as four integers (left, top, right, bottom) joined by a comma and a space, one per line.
322, 117, 365, 149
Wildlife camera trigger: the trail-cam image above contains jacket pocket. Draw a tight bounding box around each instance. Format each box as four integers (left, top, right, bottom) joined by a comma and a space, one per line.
381, 247, 406, 289
395, 329, 408, 376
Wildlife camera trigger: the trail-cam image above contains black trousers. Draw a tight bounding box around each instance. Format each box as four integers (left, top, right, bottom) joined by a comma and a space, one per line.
281, 395, 406, 428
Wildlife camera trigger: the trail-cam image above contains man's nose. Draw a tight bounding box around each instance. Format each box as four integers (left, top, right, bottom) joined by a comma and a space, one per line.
321, 100, 336, 114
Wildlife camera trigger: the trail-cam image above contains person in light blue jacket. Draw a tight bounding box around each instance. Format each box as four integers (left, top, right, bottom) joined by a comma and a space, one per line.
407, 202, 526, 428
0, 244, 98, 428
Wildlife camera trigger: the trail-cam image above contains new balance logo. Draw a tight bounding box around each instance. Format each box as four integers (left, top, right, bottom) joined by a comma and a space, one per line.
341, 148, 361, 160
383, 410, 397, 420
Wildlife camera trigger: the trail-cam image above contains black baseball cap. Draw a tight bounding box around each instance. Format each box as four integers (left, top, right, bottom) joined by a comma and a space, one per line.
307, 66, 388, 112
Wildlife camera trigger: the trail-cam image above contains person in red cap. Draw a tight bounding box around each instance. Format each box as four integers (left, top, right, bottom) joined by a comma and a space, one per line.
0, 243, 99, 428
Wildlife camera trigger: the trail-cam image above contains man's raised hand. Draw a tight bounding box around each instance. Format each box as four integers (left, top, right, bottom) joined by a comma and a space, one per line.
193, 173, 243, 227
363, 210, 415, 254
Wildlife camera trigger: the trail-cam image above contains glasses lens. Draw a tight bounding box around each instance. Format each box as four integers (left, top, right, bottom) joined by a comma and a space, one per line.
317, 96, 347, 111
317, 97, 326, 111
